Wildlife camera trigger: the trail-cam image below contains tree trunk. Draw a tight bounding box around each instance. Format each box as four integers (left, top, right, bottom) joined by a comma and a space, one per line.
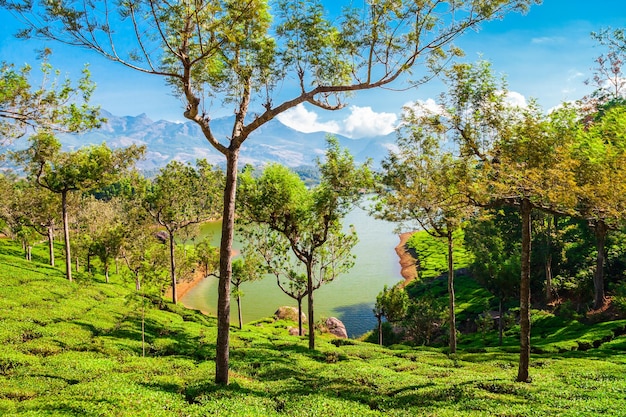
545, 216, 553, 303
48, 223, 55, 267
26, 245, 32, 261
236, 293, 243, 330
517, 198, 532, 383
307, 260, 315, 350
377, 315, 383, 346
104, 263, 110, 283
498, 297, 504, 346
169, 231, 177, 304
215, 148, 239, 385
447, 229, 456, 354
61, 191, 72, 282
297, 297, 304, 336
593, 220, 608, 310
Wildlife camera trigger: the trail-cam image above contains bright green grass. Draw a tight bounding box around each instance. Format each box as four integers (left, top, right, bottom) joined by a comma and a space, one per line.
406, 230, 473, 280
1, 238, 625, 416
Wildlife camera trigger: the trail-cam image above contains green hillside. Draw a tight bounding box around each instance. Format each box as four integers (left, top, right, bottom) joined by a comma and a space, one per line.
1, 238, 626, 417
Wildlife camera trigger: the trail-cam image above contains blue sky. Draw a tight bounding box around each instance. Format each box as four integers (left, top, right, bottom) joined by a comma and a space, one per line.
1, 1, 625, 138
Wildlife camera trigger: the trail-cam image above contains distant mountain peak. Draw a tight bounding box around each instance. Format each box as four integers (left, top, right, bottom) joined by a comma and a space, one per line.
59, 110, 394, 170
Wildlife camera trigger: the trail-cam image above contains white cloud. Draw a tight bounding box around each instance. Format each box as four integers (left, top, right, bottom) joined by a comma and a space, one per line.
504, 91, 528, 108
276, 104, 341, 135
277, 104, 398, 139
342, 106, 397, 138
402, 98, 445, 117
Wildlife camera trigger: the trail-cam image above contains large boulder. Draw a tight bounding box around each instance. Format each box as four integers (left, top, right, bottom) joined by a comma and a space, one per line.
325, 317, 348, 339
274, 306, 306, 322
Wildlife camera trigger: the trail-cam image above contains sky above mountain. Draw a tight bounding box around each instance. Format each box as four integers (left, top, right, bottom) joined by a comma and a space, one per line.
1, 1, 625, 139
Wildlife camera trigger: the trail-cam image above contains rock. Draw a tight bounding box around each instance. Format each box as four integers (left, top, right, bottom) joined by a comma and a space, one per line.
288, 326, 306, 336
274, 306, 306, 322
325, 317, 348, 339
155, 231, 168, 244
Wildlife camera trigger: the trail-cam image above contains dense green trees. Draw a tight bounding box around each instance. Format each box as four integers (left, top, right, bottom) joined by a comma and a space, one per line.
387, 60, 581, 381
15, 132, 144, 281
3, 0, 538, 384
376, 99, 475, 353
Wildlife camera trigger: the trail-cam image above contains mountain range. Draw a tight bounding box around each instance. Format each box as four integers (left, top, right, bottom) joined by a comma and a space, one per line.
58, 110, 397, 171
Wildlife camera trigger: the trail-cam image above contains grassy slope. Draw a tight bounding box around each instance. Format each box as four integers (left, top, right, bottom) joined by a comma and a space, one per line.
1, 239, 626, 417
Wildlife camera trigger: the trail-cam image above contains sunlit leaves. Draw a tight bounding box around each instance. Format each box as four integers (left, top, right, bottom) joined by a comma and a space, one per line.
0, 57, 102, 141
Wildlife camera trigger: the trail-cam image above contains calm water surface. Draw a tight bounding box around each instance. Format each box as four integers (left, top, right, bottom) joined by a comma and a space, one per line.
181, 205, 405, 337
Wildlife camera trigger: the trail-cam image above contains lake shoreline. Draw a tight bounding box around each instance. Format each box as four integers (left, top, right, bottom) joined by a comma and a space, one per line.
395, 231, 418, 286
167, 248, 240, 306
174, 234, 418, 306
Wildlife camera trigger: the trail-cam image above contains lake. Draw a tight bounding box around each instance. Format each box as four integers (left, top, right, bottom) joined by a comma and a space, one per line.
181, 204, 405, 337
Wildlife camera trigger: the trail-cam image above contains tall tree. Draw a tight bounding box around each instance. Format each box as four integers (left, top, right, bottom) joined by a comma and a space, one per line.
375, 101, 474, 353
571, 104, 626, 309
239, 138, 370, 349
143, 159, 223, 304
574, 34, 626, 310
3, 0, 538, 384
15, 132, 144, 281
427, 61, 578, 382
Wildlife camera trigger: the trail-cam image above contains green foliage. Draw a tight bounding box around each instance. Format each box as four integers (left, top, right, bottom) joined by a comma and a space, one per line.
0, 55, 102, 141
1, 238, 626, 416
406, 230, 473, 280
374, 284, 409, 324
238, 138, 370, 348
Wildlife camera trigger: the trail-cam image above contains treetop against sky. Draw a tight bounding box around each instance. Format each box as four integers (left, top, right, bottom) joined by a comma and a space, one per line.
0, 0, 624, 139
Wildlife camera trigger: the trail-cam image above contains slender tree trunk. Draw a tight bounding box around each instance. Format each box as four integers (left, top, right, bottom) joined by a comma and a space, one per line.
307, 260, 315, 350
215, 148, 239, 385
236, 293, 243, 330
593, 220, 608, 310
48, 223, 55, 267
26, 245, 32, 261
498, 297, 504, 346
104, 263, 110, 284
61, 191, 72, 282
377, 315, 383, 346
169, 231, 177, 304
297, 297, 304, 336
517, 198, 532, 383
447, 229, 456, 354
545, 216, 553, 303
141, 293, 146, 357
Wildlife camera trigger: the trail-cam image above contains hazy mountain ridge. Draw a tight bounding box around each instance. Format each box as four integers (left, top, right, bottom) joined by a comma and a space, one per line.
58, 110, 395, 170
